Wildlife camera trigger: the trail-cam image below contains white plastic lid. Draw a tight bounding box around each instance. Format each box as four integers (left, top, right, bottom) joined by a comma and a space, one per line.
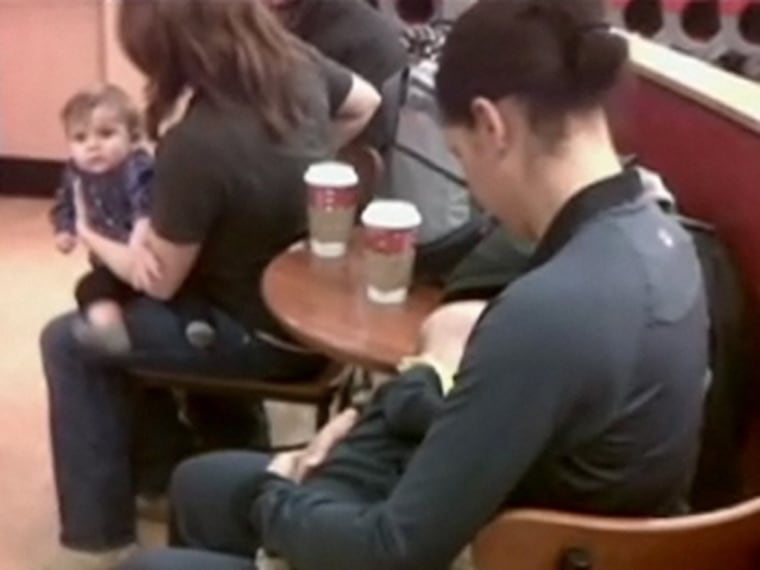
304, 161, 358, 187
361, 200, 422, 230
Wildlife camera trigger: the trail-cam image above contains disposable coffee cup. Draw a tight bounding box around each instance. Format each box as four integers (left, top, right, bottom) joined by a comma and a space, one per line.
361, 200, 422, 304
305, 161, 359, 258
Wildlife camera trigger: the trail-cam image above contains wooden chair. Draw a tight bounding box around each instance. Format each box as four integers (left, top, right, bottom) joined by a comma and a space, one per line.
472, 497, 760, 570
133, 361, 352, 434
337, 142, 385, 208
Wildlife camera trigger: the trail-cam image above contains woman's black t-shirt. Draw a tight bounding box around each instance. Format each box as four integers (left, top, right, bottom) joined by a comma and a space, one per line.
149, 56, 352, 337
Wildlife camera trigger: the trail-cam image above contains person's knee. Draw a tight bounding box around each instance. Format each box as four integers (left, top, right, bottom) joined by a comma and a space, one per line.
171, 451, 272, 512
170, 452, 270, 553
117, 549, 182, 570
171, 452, 251, 510
39, 313, 78, 362
118, 548, 254, 570
170, 456, 210, 513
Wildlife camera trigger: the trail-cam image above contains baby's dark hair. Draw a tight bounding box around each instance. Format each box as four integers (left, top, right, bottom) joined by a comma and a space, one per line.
60, 84, 143, 141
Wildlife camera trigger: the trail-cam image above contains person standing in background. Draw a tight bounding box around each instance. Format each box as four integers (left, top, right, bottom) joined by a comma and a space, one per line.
266, 0, 407, 91
265, 0, 407, 149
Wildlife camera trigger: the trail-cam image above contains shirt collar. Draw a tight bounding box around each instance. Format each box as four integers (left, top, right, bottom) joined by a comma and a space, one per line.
70, 159, 127, 184
528, 168, 644, 269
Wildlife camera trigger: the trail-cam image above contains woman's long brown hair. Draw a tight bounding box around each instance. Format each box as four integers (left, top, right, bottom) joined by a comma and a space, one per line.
118, 0, 313, 140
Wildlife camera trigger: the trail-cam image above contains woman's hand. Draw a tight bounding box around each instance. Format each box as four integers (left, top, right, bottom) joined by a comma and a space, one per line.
131, 242, 164, 292
127, 219, 164, 292
71, 181, 165, 292
295, 407, 359, 479
267, 408, 360, 482
267, 451, 305, 481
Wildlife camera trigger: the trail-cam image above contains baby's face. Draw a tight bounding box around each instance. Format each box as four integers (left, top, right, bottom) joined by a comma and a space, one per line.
67, 104, 132, 175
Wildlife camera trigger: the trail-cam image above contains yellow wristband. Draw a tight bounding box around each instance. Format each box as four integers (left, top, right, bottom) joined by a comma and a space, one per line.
397, 355, 456, 396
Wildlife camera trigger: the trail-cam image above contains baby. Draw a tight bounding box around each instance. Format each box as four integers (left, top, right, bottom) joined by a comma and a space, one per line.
50, 84, 216, 354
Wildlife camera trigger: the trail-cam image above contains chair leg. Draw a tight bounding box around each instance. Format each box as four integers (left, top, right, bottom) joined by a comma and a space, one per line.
316, 399, 331, 430
337, 372, 355, 411
350, 367, 375, 408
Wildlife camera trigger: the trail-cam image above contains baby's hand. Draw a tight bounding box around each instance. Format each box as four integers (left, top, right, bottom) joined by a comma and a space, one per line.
55, 232, 77, 254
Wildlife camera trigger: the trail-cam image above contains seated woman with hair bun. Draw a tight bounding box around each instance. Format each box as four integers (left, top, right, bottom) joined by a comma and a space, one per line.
122, 1, 709, 569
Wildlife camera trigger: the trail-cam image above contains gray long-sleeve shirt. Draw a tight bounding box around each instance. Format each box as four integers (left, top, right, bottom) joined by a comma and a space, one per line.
251, 170, 709, 570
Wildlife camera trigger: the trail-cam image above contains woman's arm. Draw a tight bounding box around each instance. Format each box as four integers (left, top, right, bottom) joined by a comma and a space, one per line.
78, 218, 198, 300
252, 292, 580, 570
331, 73, 381, 149
139, 225, 199, 299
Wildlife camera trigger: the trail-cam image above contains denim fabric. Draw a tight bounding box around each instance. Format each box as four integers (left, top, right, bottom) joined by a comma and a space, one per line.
121, 549, 256, 570
41, 297, 325, 550
119, 451, 271, 570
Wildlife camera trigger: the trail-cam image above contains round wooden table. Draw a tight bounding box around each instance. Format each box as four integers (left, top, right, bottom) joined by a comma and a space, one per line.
262, 240, 443, 371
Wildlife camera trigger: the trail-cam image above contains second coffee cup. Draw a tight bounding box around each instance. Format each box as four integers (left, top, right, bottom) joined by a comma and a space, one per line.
361, 200, 422, 304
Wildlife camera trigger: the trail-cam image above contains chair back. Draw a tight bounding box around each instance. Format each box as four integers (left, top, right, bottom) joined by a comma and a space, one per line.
337, 143, 384, 209
473, 497, 760, 570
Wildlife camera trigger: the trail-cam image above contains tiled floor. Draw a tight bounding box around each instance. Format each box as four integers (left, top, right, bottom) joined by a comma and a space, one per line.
0, 197, 315, 569
0, 197, 79, 570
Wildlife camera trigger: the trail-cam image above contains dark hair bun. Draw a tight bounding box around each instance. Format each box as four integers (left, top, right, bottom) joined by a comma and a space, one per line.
436, 0, 629, 129
572, 28, 629, 96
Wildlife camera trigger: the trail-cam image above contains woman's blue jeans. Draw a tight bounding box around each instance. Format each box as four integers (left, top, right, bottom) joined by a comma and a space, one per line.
40, 297, 325, 551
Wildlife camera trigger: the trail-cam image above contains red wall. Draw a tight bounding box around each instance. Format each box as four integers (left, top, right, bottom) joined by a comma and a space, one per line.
625, 75, 760, 491
0, 0, 103, 159
626, 77, 760, 316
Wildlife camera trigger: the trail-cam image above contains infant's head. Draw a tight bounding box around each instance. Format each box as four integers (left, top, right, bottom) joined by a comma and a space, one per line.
61, 85, 142, 175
